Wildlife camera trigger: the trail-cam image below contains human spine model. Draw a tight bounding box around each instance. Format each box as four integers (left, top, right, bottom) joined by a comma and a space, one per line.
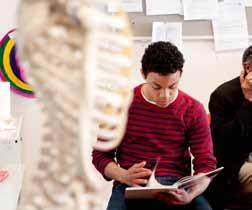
17, 0, 133, 209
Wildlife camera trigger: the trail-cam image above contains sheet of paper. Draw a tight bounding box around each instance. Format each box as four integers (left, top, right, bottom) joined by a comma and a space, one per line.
0, 82, 11, 117
146, 0, 183, 15
245, 0, 252, 6
108, 0, 143, 12
0, 164, 24, 210
212, 1, 248, 51
152, 22, 182, 49
224, 0, 245, 5
183, 0, 218, 20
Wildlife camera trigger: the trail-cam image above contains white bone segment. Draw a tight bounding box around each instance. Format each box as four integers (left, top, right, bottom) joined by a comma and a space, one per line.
17, 0, 133, 209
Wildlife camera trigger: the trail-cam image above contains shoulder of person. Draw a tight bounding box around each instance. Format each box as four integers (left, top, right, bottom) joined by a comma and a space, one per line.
179, 90, 203, 109
211, 77, 240, 98
133, 84, 142, 95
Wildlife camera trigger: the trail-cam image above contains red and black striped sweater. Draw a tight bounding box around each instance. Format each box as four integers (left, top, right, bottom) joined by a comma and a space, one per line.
92, 85, 216, 180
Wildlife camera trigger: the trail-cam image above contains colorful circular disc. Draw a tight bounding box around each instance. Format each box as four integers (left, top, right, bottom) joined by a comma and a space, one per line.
0, 29, 34, 98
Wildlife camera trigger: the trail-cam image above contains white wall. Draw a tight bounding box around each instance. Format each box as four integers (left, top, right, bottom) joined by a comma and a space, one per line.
132, 39, 243, 110
0, 0, 19, 34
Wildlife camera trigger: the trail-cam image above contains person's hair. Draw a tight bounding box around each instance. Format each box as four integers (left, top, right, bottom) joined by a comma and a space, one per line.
141, 41, 184, 77
242, 46, 252, 64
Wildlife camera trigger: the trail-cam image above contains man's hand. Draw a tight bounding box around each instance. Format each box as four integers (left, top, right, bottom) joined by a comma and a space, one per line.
155, 174, 211, 206
118, 161, 152, 187
155, 189, 194, 206
240, 70, 252, 101
104, 161, 152, 187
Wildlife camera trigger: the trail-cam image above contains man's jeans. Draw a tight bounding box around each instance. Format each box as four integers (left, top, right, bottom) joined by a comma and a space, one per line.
107, 176, 212, 210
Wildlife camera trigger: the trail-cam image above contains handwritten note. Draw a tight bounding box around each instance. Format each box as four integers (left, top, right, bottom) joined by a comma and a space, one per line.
212, 1, 248, 51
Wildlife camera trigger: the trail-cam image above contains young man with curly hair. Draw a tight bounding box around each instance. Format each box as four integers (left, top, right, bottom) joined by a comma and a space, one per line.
92, 41, 216, 210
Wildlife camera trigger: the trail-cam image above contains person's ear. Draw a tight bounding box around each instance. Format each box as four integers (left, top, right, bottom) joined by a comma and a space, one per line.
243, 63, 250, 75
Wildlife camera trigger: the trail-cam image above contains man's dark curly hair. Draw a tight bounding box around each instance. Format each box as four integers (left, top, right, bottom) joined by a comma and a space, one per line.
141, 41, 184, 77
242, 45, 252, 64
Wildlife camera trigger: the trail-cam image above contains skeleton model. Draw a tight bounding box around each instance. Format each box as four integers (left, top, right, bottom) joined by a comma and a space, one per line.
17, 0, 133, 209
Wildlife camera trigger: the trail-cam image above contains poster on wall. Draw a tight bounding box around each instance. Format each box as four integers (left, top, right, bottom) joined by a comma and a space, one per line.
212, 1, 248, 51
182, 0, 218, 20
0, 29, 34, 98
145, 0, 183, 15
152, 22, 182, 50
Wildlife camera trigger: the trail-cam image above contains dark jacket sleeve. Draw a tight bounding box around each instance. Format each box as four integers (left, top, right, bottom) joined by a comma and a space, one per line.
209, 91, 252, 139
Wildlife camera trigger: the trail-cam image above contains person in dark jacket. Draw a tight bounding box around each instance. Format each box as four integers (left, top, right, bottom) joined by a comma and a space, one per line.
206, 46, 252, 209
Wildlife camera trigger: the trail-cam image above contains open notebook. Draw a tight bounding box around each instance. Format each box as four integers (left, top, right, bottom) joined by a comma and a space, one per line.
125, 160, 223, 199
